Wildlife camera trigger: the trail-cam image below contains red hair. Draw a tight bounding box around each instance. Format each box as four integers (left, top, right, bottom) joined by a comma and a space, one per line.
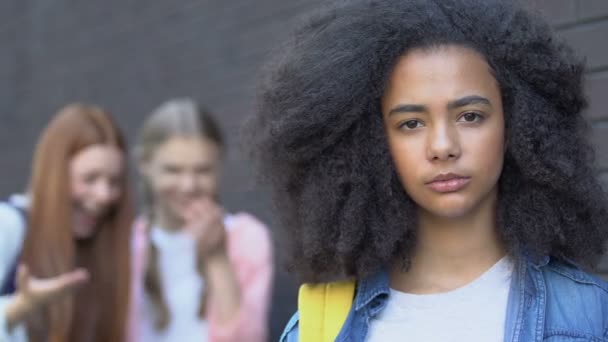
20, 104, 133, 342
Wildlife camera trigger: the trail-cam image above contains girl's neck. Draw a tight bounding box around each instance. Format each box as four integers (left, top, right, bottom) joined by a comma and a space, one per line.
152, 205, 184, 231
391, 191, 506, 294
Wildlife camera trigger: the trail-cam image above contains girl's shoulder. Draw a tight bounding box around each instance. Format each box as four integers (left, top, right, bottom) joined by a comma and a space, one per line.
0, 197, 28, 286
224, 212, 273, 264
225, 212, 272, 244
542, 259, 608, 337
543, 258, 608, 294
279, 311, 300, 342
0, 197, 28, 245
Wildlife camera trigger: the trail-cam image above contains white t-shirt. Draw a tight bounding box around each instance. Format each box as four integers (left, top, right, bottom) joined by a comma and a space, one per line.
367, 257, 513, 342
138, 226, 209, 342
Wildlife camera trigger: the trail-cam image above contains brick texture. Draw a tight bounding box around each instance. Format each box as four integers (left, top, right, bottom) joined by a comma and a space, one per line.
585, 72, 608, 121
528, 0, 578, 26
561, 20, 608, 70
579, 0, 608, 21
0, 0, 607, 338
0, 1, 326, 339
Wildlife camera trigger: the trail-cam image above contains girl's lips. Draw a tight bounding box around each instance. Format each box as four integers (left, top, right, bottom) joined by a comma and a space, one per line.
426, 177, 471, 193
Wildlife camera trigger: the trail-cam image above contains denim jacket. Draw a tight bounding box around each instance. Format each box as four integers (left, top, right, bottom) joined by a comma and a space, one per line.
280, 256, 608, 341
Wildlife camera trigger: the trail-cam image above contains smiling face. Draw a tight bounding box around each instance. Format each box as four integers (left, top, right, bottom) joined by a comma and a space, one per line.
142, 135, 221, 227
381, 45, 505, 219
70, 144, 124, 239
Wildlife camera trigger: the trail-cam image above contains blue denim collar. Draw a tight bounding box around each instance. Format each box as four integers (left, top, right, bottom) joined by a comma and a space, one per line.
352, 254, 551, 311
353, 266, 390, 312
506, 254, 552, 342
525, 253, 550, 269
349, 256, 549, 342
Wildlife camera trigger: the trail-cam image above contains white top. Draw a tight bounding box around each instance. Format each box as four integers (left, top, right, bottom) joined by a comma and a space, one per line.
137, 226, 209, 342
366, 257, 513, 342
0, 195, 29, 341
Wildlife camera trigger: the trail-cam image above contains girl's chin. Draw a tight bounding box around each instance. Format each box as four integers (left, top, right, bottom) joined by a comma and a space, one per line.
167, 202, 189, 216
73, 223, 97, 240
73, 212, 100, 238
159, 205, 187, 227
419, 202, 476, 219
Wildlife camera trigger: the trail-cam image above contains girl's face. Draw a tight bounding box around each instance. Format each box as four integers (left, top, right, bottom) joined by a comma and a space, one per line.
142, 136, 221, 225
382, 45, 505, 219
70, 144, 124, 239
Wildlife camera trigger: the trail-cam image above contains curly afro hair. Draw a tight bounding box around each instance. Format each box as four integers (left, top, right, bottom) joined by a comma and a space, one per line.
245, 0, 608, 282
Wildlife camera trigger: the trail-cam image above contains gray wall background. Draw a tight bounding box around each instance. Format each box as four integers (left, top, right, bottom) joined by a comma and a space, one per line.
0, 1, 606, 340
528, 0, 608, 279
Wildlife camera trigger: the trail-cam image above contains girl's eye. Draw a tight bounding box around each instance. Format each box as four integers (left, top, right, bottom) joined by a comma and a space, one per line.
458, 112, 484, 123
83, 173, 98, 184
162, 165, 180, 174
399, 120, 423, 130
195, 166, 213, 175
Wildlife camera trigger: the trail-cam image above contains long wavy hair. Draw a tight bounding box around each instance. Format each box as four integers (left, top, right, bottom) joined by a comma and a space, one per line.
21, 103, 133, 341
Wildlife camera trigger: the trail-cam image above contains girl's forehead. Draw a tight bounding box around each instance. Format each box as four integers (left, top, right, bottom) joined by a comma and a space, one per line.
383, 46, 500, 106
151, 136, 219, 163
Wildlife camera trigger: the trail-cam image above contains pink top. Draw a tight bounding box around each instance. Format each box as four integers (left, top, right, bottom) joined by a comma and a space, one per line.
128, 213, 273, 342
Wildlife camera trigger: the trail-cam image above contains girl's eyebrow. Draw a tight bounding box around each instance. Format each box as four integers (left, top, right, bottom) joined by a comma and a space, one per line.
388, 104, 426, 115
447, 95, 492, 110
388, 95, 492, 116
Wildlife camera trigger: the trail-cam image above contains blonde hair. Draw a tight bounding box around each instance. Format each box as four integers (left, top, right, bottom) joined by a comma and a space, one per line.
135, 98, 224, 330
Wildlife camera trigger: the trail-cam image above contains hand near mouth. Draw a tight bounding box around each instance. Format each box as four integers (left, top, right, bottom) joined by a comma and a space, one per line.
182, 197, 227, 260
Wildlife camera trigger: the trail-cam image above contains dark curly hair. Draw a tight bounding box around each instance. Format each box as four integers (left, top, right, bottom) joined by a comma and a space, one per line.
245, 0, 608, 282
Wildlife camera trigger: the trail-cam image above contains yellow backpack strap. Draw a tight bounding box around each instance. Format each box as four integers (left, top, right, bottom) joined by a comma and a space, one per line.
298, 280, 356, 342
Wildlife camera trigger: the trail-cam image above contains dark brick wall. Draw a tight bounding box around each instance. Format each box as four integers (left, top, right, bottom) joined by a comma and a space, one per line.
0, 1, 326, 340
1, 1, 607, 339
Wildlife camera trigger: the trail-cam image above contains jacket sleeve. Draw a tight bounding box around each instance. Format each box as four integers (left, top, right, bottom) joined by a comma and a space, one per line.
0, 202, 28, 341
280, 312, 300, 342
207, 213, 274, 342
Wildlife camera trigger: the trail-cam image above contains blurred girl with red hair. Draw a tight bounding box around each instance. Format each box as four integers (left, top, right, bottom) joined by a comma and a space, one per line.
0, 104, 134, 341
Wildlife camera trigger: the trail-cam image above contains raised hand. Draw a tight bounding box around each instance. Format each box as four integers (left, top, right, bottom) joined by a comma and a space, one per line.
182, 197, 241, 323
182, 197, 227, 260
5, 264, 89, 329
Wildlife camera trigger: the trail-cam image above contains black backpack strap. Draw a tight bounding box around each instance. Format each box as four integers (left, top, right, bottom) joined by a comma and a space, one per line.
0, 201, 28, 296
